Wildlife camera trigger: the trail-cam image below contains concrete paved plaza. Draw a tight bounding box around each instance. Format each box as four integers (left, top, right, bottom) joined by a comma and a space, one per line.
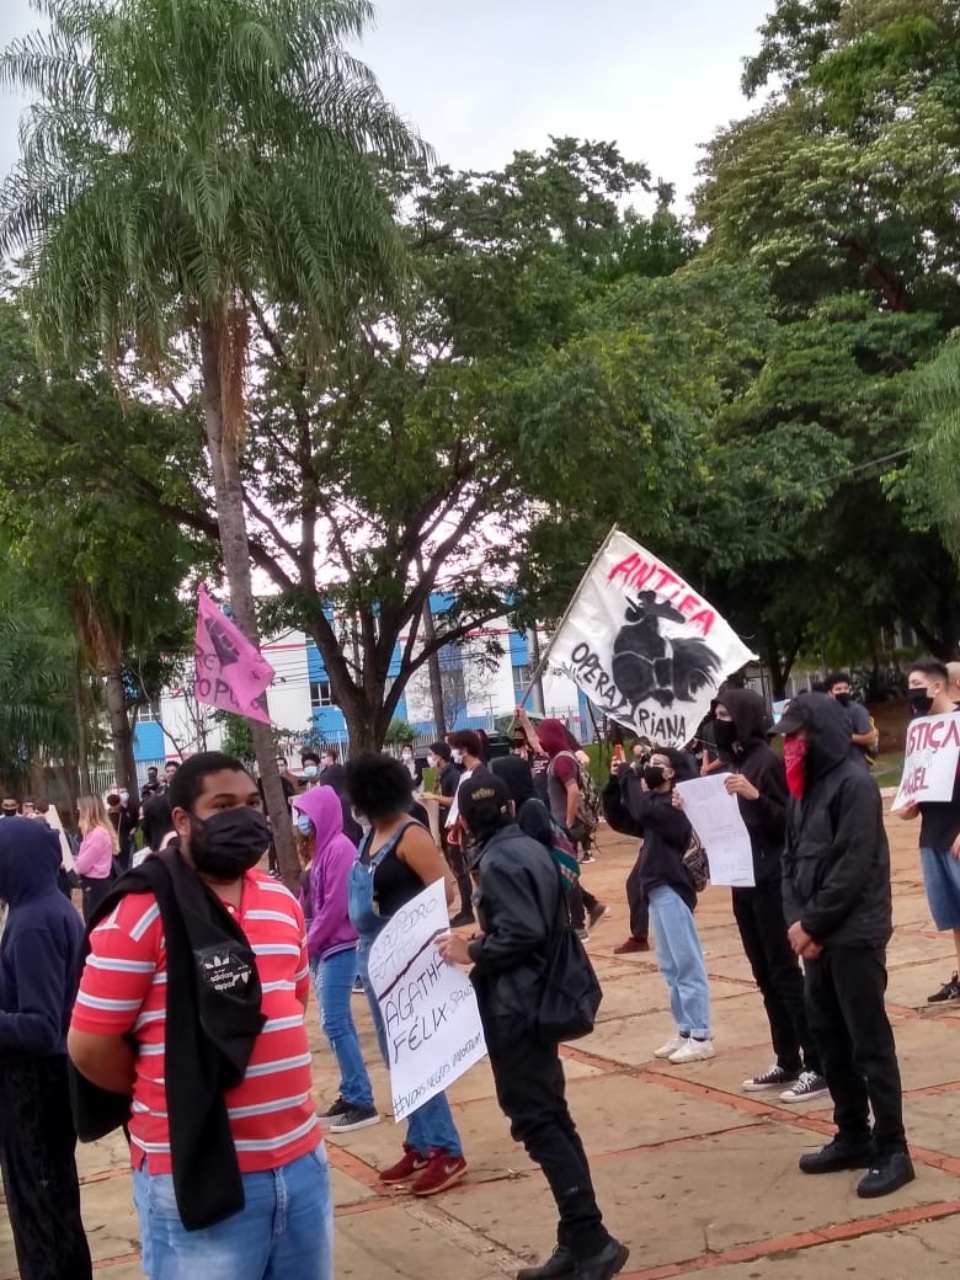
4, 803, 960, 1278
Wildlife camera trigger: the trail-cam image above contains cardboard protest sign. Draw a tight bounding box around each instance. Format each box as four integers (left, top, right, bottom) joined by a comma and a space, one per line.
367, 879, 487, 1122
194, 585, 275, 724
892, 712, 960, 812
547, 530, 757, 748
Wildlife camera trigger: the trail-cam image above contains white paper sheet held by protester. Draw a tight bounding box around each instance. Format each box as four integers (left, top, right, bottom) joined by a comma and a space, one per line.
367, 879, 487, 1122
675, 774, 755, 888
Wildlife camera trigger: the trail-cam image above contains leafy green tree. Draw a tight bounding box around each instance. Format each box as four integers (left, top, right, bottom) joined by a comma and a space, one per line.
690, 0, 960, 680
0, 0, 425, 881
383, 719, 414, 747
0, 292, 196, 792
0, 562, 76, 789
246, 143, 741, 747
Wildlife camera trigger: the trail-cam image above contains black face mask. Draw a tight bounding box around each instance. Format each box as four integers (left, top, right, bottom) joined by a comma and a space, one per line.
190, 807, 271, 879
834, 692, 851, 708
908, 689, 934, 719
713, 720, 737, 752
642, 765, 666, 789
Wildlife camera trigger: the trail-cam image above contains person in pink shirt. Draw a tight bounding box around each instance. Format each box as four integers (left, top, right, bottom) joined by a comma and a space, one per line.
292, 786, 379, 1135
75, 795, 118, 922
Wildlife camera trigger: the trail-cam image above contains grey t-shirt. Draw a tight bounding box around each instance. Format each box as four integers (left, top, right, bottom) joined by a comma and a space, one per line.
846, 701, 873, 759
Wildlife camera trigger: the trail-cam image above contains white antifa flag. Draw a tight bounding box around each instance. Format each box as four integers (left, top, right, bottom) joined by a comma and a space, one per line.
548, 530, 757, 748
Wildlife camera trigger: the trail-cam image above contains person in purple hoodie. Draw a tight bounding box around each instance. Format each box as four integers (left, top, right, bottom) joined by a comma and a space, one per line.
0, 816, 93, 1280
292, 786, 380, 1135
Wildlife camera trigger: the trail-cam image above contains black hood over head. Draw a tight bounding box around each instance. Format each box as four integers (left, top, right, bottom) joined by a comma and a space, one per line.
719, 688, 771, 751
491, 755, 536, 808
0, 817, 61, 904
787, 693, 851, 780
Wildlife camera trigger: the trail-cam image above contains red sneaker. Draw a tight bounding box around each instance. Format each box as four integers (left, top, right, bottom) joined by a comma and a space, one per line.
614, 937, 650, 954
410, 1150, 468, 1197
378, 1144, 429, 1184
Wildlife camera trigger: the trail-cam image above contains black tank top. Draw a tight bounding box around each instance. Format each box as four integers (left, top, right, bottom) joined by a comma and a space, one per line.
369, 822, 428, 919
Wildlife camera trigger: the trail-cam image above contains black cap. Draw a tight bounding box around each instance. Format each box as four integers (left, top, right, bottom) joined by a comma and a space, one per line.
772, 703, 806, 736
458, 774, 511, 832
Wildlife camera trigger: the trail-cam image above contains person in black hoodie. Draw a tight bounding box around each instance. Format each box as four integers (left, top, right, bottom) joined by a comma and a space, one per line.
0, 816, 92, 1280
714, 689, 827, 1104
776, 693, 914, 1199
603, 748, 714, 1064
439, 775, 628, 1280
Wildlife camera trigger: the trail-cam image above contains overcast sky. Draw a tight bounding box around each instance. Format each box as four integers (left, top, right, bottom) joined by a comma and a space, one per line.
0, 0, 772, 204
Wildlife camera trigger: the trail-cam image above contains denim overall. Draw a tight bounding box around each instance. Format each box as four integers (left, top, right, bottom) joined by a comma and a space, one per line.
348, 825, 462, 1157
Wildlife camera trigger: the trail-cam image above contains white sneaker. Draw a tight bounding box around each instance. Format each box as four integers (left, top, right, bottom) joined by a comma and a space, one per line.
669, 1037, 716, 1064
654, 1034, 687, 1059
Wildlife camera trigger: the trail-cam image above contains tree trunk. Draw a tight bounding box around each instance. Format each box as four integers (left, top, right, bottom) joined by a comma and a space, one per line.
199, 317, 298, 888
73, 653, 93, 794
421, 599, 447, 738
104, 661, 137, 795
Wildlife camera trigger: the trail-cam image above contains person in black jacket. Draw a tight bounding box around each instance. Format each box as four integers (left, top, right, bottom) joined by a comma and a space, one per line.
777, 694, 914, 1199
0, 817, 92, 1280
440, 776, 628, 1280
602, 755, 651, 954
603, 749, 714, 1064
714, 689, 826, 1104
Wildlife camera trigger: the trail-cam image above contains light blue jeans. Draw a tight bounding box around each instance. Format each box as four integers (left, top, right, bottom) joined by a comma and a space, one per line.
132, 1146, 333, 1280
310, 948, 375, 1110
648, 884, 712, 1040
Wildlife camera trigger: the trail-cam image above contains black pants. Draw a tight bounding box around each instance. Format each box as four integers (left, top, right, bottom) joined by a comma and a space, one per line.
805, 946, 906, 1154
79, 874, 113, 925
626, 852, 649, 942
569, 884, 599, 930
0, 1056, 92, 1280
733, 883, 818, 1074
487, 1024, 610, 1260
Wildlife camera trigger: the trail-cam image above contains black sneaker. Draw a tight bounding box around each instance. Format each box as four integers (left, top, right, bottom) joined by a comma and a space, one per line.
320, 1096, 351, 1119
329, 1104, 381, 1134
588, 902, 611, 929
799, 1135, 875, 1175
928, 972, 960, 1003
742, 1063, 799, 1093
450, 910, 475, 928
516, 1245, 576, 1280
857, 1150, 916, 1199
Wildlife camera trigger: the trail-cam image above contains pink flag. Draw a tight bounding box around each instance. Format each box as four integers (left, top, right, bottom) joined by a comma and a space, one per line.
194, 585, 275, 725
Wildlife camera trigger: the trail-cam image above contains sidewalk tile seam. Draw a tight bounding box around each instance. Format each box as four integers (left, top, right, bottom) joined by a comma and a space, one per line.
619, 1196, 960, 1280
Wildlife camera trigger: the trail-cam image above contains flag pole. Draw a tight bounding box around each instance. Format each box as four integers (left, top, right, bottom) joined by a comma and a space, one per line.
517, 525, 620, 712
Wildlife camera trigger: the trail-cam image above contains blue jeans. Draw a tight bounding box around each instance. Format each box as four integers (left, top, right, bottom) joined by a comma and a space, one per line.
310, 949, 375, 1110
357, 934, 463, 1157
648, 884, 712, 1040
132, 1146, 333, 1280
920, 846, 960, 930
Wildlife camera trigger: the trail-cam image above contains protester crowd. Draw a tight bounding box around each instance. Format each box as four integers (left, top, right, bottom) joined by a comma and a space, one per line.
1, 669, 957, 1278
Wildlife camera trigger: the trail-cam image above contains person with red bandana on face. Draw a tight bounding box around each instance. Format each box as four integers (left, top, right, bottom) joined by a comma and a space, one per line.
712, 690, 827, 1105
775, 694, 913, 1200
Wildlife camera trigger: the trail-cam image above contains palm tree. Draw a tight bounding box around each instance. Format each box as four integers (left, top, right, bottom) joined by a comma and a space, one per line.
0, 0, 426, 881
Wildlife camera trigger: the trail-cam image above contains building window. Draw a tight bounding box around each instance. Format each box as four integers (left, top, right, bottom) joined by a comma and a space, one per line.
310, 680, 334, 708
512, 663, 531, 703
134, 700, 162, 723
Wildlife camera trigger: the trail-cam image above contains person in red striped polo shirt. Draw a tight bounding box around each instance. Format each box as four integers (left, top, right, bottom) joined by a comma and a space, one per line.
68, 753, 332, 1280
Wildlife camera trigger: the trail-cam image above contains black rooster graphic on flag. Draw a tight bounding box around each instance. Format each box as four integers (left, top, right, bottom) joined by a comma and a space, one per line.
612, 592, 721, 708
